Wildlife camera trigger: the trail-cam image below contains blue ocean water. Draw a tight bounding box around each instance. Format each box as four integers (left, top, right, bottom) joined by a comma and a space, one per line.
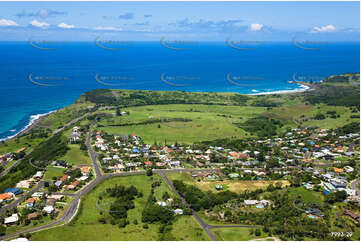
0, 41, 359, 140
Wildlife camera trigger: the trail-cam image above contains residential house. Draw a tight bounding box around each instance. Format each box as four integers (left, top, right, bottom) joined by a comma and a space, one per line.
26, 198, 36, 208
27, 212, 40, 220
4, 213, 19, 225
16, 180, 31, 189
5, 188, 23, 196
46, 198, 56, 207
43, 206, 54, 214
174, 209, 183, 215
0, 193, 13, 203
81, 166, 90, 175
52, 160, 68, 167
244, 200, 258, 205
33, 171, 43, 180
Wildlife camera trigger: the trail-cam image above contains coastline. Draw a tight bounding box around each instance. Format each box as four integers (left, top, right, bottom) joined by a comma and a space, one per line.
247, 83, 312, 96
0, 82, 313, 143
0, 110, 56, 142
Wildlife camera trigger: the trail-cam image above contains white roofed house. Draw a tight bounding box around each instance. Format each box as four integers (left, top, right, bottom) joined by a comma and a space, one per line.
344, 166, 354, 173
33, 171, 43, 179
174, 209, 183, 215
16, 180, 31, 189
102, 157, 112, 163
244, 200, 258, 205
43, 206, 54, 214
169, 160, 181, 168
4, 213, 19, 225
157, 201, 167, 207
70, 132, 81, 142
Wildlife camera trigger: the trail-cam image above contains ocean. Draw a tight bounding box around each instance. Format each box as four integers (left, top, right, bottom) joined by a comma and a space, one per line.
0, 41, 359, 141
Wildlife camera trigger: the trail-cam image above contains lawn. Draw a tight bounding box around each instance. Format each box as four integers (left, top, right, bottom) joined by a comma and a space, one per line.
288, 187, 323, 205
211, 227, 269, 241
43, 167, 66, 180
167, 172, 290, 193
59, 144, 92, 166
39, 102, 92, 130
195, 180, 290, 194
0, 135, 42, 157
97, 104, 266, 144
171, 216, 209, 241
31, 174, 209, 241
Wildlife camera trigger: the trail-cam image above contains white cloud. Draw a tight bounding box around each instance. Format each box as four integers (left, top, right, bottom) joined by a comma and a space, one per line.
30, 20, 50, 28
57, 22, 75, 29
93, 26, 122, 31
250, 23, 263, 31
0, 19, 19, 27
311, 24, 336, 33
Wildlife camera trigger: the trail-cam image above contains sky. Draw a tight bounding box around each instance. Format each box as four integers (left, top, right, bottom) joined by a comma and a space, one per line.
0, 1, 359, 41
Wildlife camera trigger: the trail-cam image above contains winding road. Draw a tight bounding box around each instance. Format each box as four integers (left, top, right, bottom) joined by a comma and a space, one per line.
0, 128, 289, 241
156, 170, 264, 241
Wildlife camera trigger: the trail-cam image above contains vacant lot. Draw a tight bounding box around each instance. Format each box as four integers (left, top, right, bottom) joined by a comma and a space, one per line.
196, 180, 290, 193
31, 175, 209, 241
43, 167, 66, 180
212, 227, 269, 241
168, 172, 290, 193
288, 187, 324, 205
59, 144, 92, 166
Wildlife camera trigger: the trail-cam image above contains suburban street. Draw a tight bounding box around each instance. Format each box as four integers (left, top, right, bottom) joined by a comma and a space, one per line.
0, 128, 267, 241
0, 181, 46, 214
0, 126, 357, 241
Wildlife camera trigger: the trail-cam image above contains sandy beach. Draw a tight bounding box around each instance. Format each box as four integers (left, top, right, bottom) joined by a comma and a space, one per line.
0, 110, 56, 142
247, 83, 313, 96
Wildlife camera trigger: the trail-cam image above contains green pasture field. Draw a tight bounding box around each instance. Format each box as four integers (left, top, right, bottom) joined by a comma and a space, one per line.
31, 175, 209, 241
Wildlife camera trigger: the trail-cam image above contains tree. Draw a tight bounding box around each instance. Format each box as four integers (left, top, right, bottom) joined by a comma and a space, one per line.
0, 226, 6, 236
116, 108, 121, 116
80, 143, 87, 151
162, 192, 170, 200
118, 218, 127, 228
146, 169, 153, 176
255, 229, 261, 236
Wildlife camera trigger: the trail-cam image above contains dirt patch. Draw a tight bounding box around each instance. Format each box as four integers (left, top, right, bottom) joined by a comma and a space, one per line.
195, 180, 290, 193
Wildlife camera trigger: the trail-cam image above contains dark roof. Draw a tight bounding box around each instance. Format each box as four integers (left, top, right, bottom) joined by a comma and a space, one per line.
5, 188, 23, 195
